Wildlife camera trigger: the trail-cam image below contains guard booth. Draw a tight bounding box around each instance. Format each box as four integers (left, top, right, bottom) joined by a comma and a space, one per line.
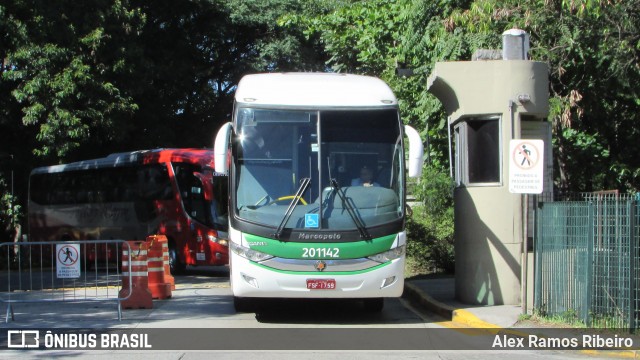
426, 30, 551, 306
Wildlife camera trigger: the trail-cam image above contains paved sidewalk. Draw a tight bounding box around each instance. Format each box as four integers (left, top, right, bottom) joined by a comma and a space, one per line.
403, 275, 639, 358
404, 276, 521, 328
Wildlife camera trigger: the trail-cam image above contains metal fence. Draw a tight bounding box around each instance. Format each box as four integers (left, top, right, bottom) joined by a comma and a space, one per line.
0, 239, 132, 322
534, 193, 639, 329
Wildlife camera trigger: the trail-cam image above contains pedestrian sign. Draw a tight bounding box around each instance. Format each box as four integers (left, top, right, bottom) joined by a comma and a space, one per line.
509, 139, 544, 194
56, 243, 81, 278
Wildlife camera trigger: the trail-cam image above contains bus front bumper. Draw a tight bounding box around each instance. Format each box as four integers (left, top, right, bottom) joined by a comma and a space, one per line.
230, 254, 405, 298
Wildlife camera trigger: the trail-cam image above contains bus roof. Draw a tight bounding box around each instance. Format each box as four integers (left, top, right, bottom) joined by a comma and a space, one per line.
235, 73, 398, 107
30, 148, 216, 175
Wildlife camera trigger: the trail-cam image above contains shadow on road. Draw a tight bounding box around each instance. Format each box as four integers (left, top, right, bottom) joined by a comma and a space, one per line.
253, 298, 425, 326
181, 265, 229, 278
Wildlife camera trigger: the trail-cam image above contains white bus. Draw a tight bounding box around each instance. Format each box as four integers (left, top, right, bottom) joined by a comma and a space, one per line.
214, 73, 423, 312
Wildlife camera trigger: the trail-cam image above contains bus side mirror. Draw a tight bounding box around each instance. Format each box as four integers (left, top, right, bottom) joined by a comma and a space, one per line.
214, 122, 232, 174
405, 125, 424, 178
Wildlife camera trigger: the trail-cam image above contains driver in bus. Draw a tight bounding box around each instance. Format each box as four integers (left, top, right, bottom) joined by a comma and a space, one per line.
351, 166, 379, 187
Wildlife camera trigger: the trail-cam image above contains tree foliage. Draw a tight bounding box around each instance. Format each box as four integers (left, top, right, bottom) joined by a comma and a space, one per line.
0, 0, 638, 245
289, 0, 640, 192
283, 0, 471, 168
0, 0, 326, 241
4, 0, 144, 158
2, 0, 327, 162
446, 0, 640, 191
285, 0, 639, 272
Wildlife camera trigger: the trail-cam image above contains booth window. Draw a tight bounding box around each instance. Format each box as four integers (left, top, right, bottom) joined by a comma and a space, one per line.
453, 118, 501, 186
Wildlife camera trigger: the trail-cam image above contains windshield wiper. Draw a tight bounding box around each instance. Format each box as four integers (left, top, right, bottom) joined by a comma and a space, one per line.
330, 179, 371, 240
273, 177, 311, 239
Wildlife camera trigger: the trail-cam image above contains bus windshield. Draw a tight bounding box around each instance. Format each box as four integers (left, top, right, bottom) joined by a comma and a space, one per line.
234, 107, 404, 232
174, 163, 228, 232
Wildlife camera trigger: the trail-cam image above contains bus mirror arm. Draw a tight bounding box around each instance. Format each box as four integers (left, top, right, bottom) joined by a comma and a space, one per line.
404, 125, 424, 178
214, 122, 232, 174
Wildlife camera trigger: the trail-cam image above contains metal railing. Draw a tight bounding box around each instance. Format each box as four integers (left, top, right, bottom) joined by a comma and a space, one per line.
0, 239, 132, 322
534, 194, 639, 329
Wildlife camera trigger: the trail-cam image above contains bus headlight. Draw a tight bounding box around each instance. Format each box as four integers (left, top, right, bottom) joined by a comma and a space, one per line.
208, 235, 228, 247
230, 241, 274, 262
367, 245, 405, 264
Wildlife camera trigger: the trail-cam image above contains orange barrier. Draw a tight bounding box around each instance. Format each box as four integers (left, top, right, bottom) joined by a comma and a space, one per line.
158, 236, 176, 290
146, 235, 172, 299
119, 241, 153, 309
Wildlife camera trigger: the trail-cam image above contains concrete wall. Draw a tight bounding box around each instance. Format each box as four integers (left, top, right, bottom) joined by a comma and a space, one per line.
428, 61, 549, 123
427, 60, 549, 305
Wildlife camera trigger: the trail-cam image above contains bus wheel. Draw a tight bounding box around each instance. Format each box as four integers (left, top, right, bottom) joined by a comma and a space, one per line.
233, 296, 253, 313
168, 244, 186, 275
363, 298, 384, 312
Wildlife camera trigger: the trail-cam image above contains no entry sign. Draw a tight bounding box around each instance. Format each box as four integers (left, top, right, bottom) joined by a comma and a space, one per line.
509, 139, 544, 194
56, 243, 81, 278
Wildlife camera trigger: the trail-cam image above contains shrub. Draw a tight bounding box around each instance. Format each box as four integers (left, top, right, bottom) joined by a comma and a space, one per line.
406, 167, 455, 275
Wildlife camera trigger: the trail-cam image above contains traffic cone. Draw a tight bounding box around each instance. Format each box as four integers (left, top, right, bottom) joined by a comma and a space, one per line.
157, 235, 175, 290
146, 235, 172, 299
119, 241, 153, 309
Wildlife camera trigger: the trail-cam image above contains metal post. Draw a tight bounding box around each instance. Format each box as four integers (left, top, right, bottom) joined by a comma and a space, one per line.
10, 155, 13, 219
447, 117, 453, 179
585, 202, 594, 326
522, 194, 529, 315
534, 199, 543, 313
628, 199, 636, 331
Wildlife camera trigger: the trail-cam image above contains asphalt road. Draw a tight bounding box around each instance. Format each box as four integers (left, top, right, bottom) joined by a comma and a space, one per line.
0, 266, 616, 359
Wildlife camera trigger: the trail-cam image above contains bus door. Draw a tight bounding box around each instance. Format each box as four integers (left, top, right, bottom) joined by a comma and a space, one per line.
174, 163, 211, 265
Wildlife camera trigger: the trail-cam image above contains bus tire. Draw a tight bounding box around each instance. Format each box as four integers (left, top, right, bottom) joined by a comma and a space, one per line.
168, 243, 186, 275
363, 298, 384, 312
233, 296, 253, 313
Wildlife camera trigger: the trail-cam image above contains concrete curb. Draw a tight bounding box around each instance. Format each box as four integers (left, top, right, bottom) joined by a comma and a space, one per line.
403, 282, 456, 321
404, 282, 501, 329
403, 281, 639, 358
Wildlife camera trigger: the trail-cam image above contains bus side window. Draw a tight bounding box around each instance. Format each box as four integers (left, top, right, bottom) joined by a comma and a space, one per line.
157, 166, 173, 200
174, 163, 206, 224
174, 164, 193, 211
122, 169, 137, 201
211, 176, 229, 230
174, 165, 187, 197
137, 165, 171, 201
189, 182, 207, 224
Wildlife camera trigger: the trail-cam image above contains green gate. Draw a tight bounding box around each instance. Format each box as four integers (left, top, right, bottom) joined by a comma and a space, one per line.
534, 194, 639, 329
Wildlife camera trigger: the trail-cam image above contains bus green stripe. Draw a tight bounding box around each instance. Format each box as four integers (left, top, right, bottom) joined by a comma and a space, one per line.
252, 261, 390, 275
243, 233, 397, 259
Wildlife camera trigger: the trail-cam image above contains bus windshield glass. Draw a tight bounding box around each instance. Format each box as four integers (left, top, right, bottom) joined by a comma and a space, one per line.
234, 107, 404, 232
174, 163, 228, 232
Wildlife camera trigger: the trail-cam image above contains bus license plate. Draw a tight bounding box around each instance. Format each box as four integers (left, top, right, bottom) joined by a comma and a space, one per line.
306, 279, 336, 290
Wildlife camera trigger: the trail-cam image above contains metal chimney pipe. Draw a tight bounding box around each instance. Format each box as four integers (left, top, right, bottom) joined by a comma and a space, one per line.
502, 29, 529, 60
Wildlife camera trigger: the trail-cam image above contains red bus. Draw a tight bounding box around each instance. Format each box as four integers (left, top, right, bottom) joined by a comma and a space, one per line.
28, 148, 229, 274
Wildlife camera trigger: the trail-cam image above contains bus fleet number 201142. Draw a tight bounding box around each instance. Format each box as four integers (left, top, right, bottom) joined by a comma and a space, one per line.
302, 247, 340, 258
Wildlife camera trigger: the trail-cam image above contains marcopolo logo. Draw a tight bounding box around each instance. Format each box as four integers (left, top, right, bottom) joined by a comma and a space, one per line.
297, 233, 341, 241
7, 330, 40, 348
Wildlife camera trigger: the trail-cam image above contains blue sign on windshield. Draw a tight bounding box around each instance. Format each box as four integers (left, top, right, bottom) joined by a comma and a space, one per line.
305, 214, 319, 228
